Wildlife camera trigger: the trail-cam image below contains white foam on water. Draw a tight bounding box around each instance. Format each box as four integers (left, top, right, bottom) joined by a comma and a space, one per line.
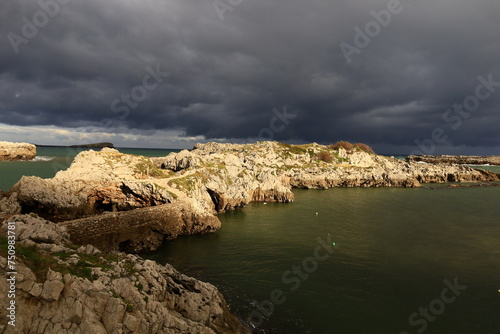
30, 156, 54, 162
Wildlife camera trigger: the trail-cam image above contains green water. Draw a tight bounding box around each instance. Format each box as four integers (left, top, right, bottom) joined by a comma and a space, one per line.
147, 186, 500, 334
0, 147, 179, 191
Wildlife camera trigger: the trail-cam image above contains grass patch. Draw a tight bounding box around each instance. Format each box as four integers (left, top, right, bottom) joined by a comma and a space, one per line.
167, 190, 178, 199
123, 261, 136, 277
134, 157, 169, 178
0, 238, 118, 282
278, 143, 308, 155
168, 176, 196, 191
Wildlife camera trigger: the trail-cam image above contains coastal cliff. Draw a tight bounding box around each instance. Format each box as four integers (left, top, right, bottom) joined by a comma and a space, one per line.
5, 142, 499, 252
0, 215, 249, 334
407, 154, 500, 165
0, 142, 36, 161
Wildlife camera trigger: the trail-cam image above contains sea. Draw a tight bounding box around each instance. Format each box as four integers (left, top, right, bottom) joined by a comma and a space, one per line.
2, 147, 500, 334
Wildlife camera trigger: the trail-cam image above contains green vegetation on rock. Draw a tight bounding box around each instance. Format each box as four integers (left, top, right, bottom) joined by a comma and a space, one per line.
134, 157, 170, 178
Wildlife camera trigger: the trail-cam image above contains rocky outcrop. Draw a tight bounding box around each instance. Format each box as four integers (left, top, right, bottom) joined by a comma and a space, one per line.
156, 142, 497, 191
0, 141, 36, 161
11, 148, 178, 222
60, 202, 221, 253
0, 192, 21, 221
0, 215, 249, 334
407, 154, 500, 165
4, 143, 499, 252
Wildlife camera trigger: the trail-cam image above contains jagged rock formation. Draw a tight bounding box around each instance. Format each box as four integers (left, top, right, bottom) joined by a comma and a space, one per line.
0, 141, 36, 161
4, 143, 499, 252
0, 215, 249, 334
407, 154, 500, 165
11, 148, 179, 222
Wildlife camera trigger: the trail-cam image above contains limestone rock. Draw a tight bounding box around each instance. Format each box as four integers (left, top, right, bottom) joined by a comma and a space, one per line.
4, 214, 72, 246
0, 141, 36, 161
407, 154, 500, 166
0, 192, 21, 221
0, 216, 250, 334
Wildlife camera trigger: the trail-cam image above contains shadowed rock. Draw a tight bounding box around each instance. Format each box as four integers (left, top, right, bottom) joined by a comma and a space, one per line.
407, 154, 500, 166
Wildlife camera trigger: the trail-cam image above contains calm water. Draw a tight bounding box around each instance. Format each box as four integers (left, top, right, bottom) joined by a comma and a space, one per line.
2, 149, 500, 333
148, 185, 500, 334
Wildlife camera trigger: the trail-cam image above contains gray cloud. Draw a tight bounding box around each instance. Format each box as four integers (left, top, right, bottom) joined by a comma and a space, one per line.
0, 0, 499, 152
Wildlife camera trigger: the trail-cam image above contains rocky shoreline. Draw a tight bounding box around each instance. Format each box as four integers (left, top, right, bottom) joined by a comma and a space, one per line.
0, 142, 36, 161
0, 215, 249, 334
406, 154, 500, 165
1, 141, 499, 333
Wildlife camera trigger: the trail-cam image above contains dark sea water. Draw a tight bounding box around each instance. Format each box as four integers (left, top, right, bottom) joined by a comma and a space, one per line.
2, 148, 500, 333
147, 181, 500, 334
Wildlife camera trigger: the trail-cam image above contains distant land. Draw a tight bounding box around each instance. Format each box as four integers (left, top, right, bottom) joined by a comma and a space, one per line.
36, 142, 114, 148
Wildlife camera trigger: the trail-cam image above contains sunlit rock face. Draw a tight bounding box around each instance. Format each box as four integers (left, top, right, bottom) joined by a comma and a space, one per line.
0, 141, 36, 161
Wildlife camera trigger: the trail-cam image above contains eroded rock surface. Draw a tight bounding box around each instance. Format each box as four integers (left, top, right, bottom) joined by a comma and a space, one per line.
0, 142, 36, 161
0, 215, 249, 334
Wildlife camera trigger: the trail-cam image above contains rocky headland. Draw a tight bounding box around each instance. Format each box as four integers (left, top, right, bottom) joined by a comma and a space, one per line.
0, 142, 36, 161
2, 142, 498, 252
407, 154, 500, 165
1, 141, 499, 333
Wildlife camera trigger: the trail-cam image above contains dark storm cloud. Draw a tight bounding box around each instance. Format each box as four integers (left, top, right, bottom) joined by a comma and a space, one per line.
1, 0, 499, 152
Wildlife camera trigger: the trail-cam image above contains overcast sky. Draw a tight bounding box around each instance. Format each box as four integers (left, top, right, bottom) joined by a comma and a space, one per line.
1, 0, 499, 153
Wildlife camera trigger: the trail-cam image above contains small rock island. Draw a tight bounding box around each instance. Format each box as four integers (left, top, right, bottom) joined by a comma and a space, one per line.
0, 141, 36, 161
68, 142, 115, 149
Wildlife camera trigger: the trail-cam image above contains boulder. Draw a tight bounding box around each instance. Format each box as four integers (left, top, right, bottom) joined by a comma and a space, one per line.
0, 141, 36, 161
